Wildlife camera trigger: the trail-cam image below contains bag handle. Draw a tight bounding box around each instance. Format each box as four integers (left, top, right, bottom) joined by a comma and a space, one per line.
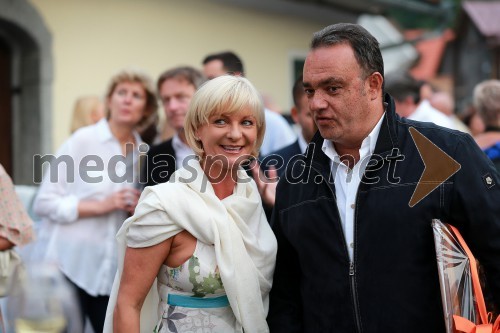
448, 224, 500, 333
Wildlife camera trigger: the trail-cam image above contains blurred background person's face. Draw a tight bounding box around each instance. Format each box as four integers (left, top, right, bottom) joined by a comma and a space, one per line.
292, 93, 317, 143
159, 78, 196, 133
203, 59, 226, 80
107, 81, 146, 127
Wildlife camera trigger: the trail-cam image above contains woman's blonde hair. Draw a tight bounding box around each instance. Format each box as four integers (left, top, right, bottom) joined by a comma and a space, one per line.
185, 75, 265, 157
104, 69, 158, 128
70, 95, 104, 133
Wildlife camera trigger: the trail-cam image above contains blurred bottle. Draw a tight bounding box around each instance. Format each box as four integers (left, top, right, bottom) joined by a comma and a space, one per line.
6, 262, 82, 333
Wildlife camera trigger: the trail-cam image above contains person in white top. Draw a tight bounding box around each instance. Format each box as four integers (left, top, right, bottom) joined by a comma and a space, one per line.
108, 75, 277, 333
384, 72, 456, 130
202, 51, 297, 156
430, 91, 471, 133
33, 69, 158, 333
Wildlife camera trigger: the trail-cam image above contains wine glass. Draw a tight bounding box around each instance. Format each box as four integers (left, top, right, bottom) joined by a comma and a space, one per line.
5, 262, 82, 333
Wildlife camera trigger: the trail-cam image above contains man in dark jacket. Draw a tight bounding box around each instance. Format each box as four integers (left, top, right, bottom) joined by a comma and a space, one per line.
143, 67, 205, 187
267, 23, 500, 333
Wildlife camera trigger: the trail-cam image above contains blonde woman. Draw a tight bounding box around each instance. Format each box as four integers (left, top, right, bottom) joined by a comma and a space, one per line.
70, 95, 105, 133
34, 69, 157, 333
106, 75, 277, 333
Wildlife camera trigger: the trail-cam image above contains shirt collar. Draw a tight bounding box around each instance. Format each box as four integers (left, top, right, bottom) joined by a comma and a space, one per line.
96, 118, 114, 143
172, 133, 191, 151
297, 133, 308, 154
96, 118, 143, 145
321, 113, 386, 164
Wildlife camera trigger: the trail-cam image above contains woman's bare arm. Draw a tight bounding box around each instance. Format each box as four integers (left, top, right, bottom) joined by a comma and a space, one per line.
113, 237, 173, 333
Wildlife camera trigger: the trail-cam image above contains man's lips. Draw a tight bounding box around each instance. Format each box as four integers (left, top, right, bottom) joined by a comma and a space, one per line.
315, 116, 334, 125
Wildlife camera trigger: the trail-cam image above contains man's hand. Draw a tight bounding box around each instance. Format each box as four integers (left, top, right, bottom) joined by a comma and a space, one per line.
251, 160, 278, 207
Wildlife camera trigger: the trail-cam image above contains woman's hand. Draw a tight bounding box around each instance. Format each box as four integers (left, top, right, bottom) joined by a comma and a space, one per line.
102, 188, 141, 214
78, 188, 141, 217
0, 236, 14, 251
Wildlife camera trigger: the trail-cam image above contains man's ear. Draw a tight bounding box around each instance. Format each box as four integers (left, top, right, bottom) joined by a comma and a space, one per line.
367, 72, 383, 100
290, 106, 299, 124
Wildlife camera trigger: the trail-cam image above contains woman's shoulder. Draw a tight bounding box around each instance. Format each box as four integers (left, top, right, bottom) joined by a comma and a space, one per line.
71, 121, 103, 141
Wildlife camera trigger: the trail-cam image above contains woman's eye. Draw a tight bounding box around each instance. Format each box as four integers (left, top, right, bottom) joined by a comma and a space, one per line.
242, 120, 254, 126
133, 92, 144, 100
214, 119, 226, 125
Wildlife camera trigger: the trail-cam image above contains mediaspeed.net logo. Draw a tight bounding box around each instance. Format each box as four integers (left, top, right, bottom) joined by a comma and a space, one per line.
32, 127, 462, 206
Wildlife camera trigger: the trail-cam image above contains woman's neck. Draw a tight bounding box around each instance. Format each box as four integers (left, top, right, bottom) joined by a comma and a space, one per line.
108, 119, 135, 145
201, 159, 237, 200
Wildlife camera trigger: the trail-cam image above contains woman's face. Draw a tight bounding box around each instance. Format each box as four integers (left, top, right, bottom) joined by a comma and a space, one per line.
196, 107, 258, 175
107, 81, 147, 127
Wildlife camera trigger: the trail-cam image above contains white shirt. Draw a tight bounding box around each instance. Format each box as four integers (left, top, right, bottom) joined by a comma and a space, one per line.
297, 132, 308, 154
322, 114, 385, 261
33, 119, 142, 296
260, 108, 297, 156
409, 99, 456, 130
172, 133, 194, 169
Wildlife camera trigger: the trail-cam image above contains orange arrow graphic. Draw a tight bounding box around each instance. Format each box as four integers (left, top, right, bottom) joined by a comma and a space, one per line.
408, 127, 461, 207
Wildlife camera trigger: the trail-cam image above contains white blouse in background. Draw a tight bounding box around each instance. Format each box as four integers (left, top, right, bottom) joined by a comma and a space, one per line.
34, 119, 142, 296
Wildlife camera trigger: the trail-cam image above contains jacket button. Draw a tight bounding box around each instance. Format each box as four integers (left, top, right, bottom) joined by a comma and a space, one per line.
350, 203, 355, 209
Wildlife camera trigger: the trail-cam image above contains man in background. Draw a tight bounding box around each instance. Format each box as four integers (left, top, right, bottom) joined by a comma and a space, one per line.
385, 72, 455, 129
262, 75, 316, 177
202, 51, 296, 156
143, 66, 205, 187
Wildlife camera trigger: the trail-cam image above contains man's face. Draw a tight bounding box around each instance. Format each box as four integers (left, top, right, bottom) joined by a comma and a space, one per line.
292, 93, 317, 143
203, 59, 227, 80
303, 44, 375, 149
159, 78, 196, 133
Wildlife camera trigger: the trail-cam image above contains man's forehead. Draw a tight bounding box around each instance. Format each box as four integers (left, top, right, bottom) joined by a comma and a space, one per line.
161, 78, 195, 92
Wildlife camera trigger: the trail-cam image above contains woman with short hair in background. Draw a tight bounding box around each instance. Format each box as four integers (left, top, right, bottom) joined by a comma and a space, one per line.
34, 69, 158, 333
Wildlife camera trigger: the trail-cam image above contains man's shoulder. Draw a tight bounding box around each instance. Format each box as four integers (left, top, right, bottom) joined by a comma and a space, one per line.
266, 140, 301, 158
264, 109, 293, 128
148, 138, 175, 156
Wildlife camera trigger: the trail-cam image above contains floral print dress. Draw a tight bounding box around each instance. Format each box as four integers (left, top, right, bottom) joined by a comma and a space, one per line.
155, 240, 238, 333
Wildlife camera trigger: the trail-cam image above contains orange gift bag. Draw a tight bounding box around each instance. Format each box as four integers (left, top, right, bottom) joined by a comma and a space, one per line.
432, 219, 500, 333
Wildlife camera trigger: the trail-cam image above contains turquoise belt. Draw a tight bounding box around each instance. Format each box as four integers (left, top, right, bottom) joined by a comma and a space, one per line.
167, 294, 229, 308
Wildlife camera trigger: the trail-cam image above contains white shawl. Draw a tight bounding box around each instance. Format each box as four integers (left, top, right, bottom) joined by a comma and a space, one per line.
103, 158, 277, 333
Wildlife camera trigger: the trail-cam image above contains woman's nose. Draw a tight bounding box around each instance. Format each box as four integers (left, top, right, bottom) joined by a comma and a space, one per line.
123, 93, 133, 103
227, 124, 242, 139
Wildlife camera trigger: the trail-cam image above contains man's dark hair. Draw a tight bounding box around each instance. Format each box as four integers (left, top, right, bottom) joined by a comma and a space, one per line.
292, 75, 305, 107
384, 72, 421, 104
156, 66, 205, 93
311, 23, 384, 89
202, 51, 245, 76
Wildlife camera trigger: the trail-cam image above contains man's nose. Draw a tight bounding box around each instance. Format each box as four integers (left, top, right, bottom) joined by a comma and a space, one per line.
165, 99, 180, 111
309, 92, 327, 111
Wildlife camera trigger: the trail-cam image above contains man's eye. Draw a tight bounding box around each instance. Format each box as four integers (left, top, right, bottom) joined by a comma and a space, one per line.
327, 87, 338, 93
304, 89, 314, 96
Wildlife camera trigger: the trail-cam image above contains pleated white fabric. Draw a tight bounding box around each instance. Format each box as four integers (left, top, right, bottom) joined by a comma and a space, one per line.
103, 158, 277, 333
